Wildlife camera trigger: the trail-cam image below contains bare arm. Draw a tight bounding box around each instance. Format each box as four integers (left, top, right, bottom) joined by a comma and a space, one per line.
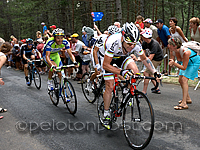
93, 46, 99, 65
94, 24, 102, 35
169, 50, 190, 70
176, 27, 188, 42
0, 56, 6, 69
140, 53, 156, 73
0, 56, 7, 85
66, 48, 76, 63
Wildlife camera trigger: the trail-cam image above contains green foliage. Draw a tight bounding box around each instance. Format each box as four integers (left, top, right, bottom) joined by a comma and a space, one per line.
0, 0, 199, 41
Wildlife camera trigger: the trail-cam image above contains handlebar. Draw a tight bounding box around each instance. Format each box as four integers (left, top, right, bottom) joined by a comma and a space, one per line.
55, 64, 76, 70
28, 59, 42, 65
119, 74, 160, 90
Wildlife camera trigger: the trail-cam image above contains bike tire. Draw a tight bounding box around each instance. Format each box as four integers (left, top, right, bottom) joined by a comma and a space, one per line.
49, 75, 59, 106
81, 73, 96, 103
96, 92, 105, 127
62, 78, 77, 115
122, 91, 154, 149
33, 68, 41, 89
27, 66, 32, 86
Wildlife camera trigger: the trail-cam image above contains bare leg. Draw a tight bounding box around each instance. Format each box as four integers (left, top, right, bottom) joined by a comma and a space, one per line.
178, 75, 189, 107
103, 79, 114, 110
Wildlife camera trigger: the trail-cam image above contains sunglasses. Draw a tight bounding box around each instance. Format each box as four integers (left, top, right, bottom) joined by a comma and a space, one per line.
28, 44, 33, 46
126, 42, 136, 46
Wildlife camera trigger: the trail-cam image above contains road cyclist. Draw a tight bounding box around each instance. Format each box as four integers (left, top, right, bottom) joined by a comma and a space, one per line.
84, 25, 121, 93
42, 28, 77, 91
102, 22, 161, 130
22, 38, 42, 85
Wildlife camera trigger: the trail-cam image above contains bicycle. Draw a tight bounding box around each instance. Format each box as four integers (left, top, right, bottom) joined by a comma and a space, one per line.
97, 73, 159, 149
81, 71, 105, 103
27, 60, 42, 89
48, 64, 77, 115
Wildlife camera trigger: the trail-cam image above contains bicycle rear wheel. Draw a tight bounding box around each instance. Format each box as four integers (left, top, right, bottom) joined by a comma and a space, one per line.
27, 66, 32, 86
81, 73, 96, 103
122, 91, 154, 149
49, 75, 59, 106
33, 68, 41, 89
62, 79, 77, 115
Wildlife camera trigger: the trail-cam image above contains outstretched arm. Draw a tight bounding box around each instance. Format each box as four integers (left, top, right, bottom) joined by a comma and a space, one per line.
140, 53, 156, 73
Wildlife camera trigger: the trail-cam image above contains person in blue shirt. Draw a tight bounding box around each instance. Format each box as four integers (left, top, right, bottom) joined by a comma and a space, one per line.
41, 22, 48, 36
155, 19, 171, 75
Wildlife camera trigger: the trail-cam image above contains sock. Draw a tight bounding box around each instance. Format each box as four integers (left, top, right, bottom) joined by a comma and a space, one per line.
104, 110, 110, 117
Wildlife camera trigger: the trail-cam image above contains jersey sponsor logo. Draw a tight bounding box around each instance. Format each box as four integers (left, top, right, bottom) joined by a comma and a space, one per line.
110, 40, 118, 51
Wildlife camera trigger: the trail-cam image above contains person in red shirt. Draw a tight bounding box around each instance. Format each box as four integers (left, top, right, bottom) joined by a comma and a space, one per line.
135, 15, 144, 29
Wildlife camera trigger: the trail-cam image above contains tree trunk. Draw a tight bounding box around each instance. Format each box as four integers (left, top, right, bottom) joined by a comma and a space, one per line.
140, 0, 144, 17
186, 0, 191, 38
115, 0, 122, 23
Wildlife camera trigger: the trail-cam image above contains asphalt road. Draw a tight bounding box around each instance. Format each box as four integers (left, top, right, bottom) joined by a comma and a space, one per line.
0, 66, 200, 150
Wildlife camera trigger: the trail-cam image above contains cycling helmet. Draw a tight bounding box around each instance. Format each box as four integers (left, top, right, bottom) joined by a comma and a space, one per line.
26, 38, 33, 43
122, 22, 139, 43
53, 28, 65, 36
107, 25, 121, 35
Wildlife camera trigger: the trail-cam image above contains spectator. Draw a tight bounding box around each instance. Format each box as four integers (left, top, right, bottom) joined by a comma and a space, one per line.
139, 29, 164, 96
135, 15, 144, 29
189, 17, 200, 42
168, 37, 200, 110
83, 26, 96, 48
41, 22, 49, 38
12, 44, 21, 70
36, 38, 46, 74
155, 19, 171, 75
71, 33, 91, 81
0, 42, 12, 119
65, 33, 74, 78
36, 31, 42, 40
143, 18, 158, 40
169, 17, 188, 43
82, 26, 89, 47
41, 22, 47, 35
10, 35, 18, 47
47, 25, 56, 37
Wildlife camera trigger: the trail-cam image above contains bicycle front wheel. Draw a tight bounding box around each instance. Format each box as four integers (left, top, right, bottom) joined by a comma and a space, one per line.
62, 79, 77, 115
122, 91, 154, 149
33, 68, 41, 89
81, 73, 96, 103
49, 75, 59, 106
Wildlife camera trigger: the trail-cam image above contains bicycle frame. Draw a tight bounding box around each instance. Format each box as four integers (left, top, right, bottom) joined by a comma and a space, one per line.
112, 74, 149, 119
53, 66, 75, 101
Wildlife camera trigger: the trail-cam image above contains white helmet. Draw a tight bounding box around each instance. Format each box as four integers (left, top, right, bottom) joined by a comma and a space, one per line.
122, 22, 139, 43
107, 25, 121, 35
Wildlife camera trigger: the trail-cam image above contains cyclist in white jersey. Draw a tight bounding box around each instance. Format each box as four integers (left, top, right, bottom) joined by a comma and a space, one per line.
86, 25, 121, 90
102, 22, 159, 129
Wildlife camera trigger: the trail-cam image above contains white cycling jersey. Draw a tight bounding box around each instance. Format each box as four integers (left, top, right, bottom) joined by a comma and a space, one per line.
91, 34, 108, 68
105, 32, 144, 58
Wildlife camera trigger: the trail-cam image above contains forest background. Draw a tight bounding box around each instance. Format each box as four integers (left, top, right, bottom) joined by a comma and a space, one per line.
0, 0, 199, 41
